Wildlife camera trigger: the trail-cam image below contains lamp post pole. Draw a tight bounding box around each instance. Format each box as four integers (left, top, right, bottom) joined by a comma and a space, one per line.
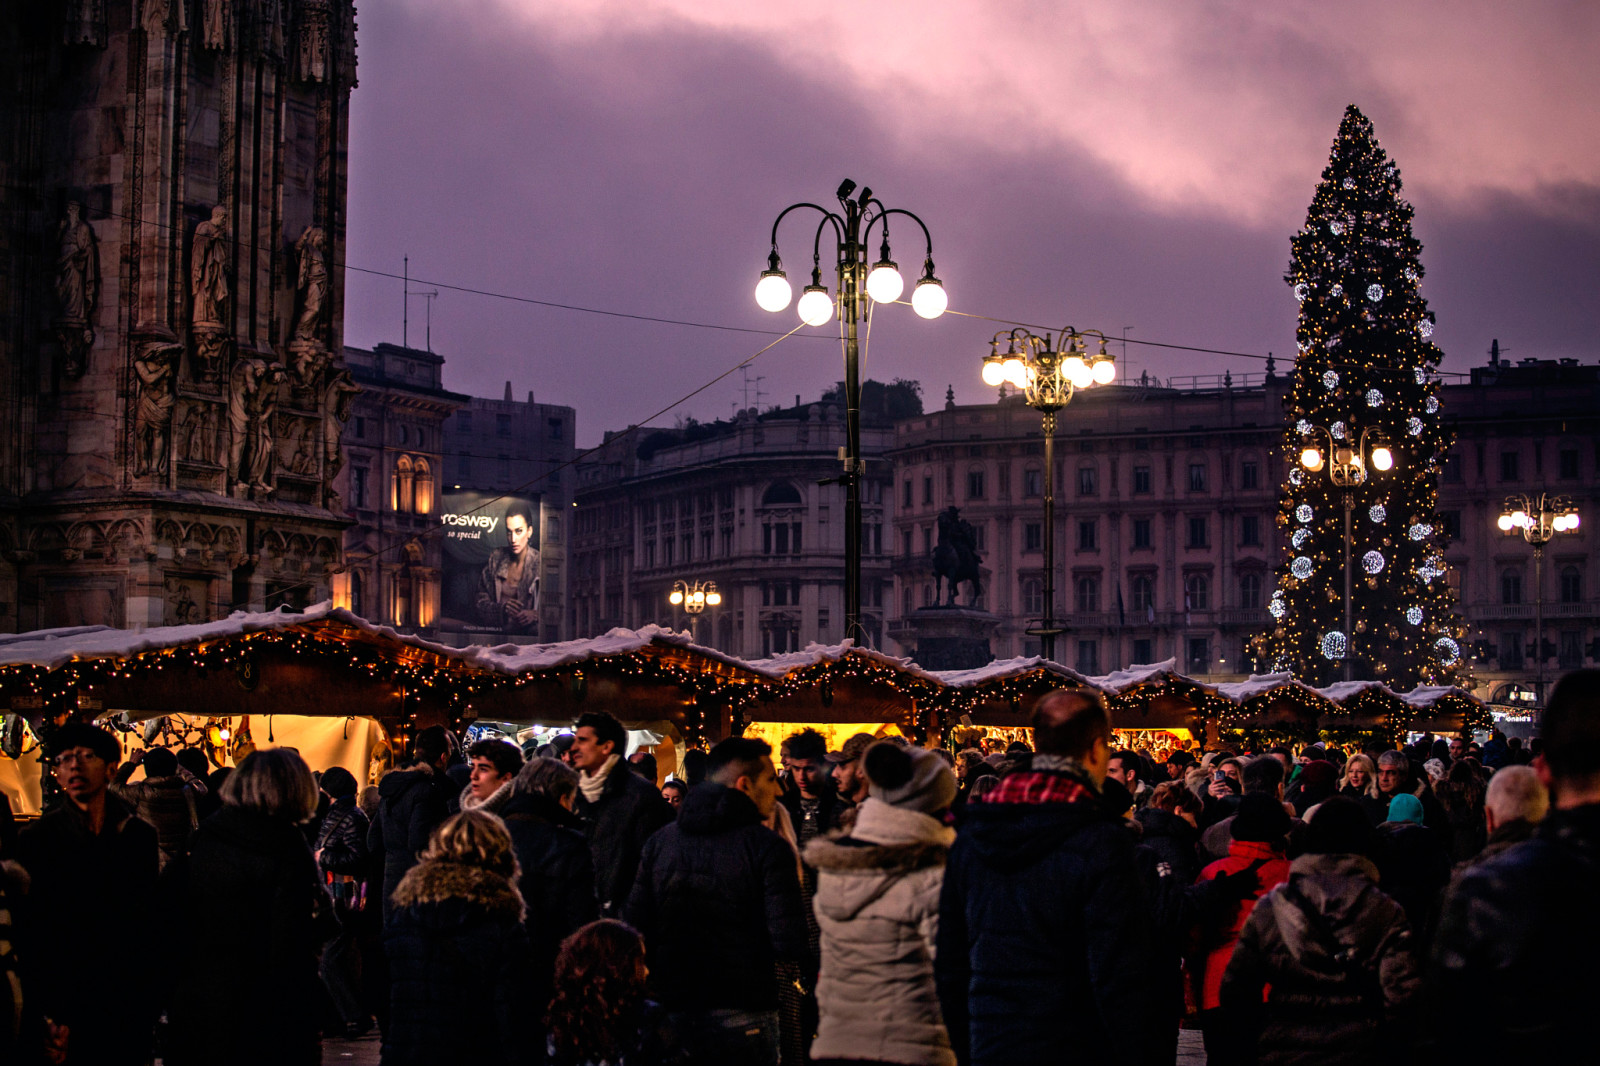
1498, 493, 1580, 704
755, 181, 945, 646
1343, 491, 1354, 683
981, 329, 1116, 662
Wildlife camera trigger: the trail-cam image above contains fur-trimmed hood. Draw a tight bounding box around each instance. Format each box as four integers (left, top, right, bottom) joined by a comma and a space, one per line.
806, 799, 952, 923
806, 835, 950, 874
391, 859, 525, 925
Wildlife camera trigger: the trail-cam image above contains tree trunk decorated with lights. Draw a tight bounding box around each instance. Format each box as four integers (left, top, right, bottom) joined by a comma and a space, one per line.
1262, 106, 1466, 688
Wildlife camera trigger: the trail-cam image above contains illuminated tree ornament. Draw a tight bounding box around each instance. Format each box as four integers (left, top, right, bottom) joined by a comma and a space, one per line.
1363, 550, 1385, 574
1434, 637, 1460, 665
1408, 523, 1433, 541
1294, 283, 1308, 301
1366, 389, 1384, 407
1292, 556, 1314, 579
1418, 319, 1434, 337
1292, 529, 1311, 548
1329, 221, 1344, 235
1321, 631, 1348, 660
1414, 367, 1427, 384
1331, 421, 1347, 440
1407, 416, 1423, 436
1330, 283, 1344, 296
1296, 504, 1314, 523
1406, 606, 1424, 625
1269, 599, 1287, 619
1342, 177, 1356, 189
1322, 371, 1340, 389
1425, 396, 1440, 414
1289, 468, 1305, 486
1369, 503, 1387, 523
1297, 419, 1314, 435
1366, 284, 1383, 302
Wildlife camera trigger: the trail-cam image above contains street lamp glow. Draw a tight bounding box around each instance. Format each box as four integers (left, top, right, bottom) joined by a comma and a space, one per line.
1002, 357, 1025, 388
797, 285, 834, 326
706, 589, 722, 607
1300, 447, 1324, 472
1092, 358, 1116, 385
1068, 360, 1094, 390
1371, 446, 1394, 471
1498, 514, 1515, 532
865, 260, 904, 304
755, 270, 792, 312
911, 276, 947, 319
1511, 509, 1529, 528
1567, 512, 1581, 531
981, 357, 1006, 387
668, 589, 684, 605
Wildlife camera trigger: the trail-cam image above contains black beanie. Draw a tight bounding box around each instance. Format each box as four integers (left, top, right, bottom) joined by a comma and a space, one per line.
1231, 792, 1291, 843
1305, 794, 1372, 856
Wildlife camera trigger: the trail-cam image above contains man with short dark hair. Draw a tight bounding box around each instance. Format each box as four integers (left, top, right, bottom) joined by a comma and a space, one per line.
779, 727, 843, 844
366, 724, 452, 918
112, 744, 200, 869
627, 735, 807, 1066
826, 732, 876, 806
937, 690, 1162, 1065
18, 723, 159, 1065
1430, 670, 1600, 1061
460, 737, 522, 814
1106, 749, 1152, 810
572, 710, 674, 914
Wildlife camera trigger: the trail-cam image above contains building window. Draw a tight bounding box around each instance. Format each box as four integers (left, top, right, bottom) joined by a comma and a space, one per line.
497, 413, 512, 437
1024, 522, 1043, 552
1560, 631, 1583, 669
946, 466, 955, 498
1023, 467, 1043, 498
923, 584, 934, 608
548, 418, 563, 440
392, 455, 414, 513
1132, 466, 1152, 495
902, 529, 914, 559
1022, 578, 1044, 615
1078, 467, 1097, 496
354, 416, 366, 439
1240, 460, 1259, 490
967, 469, 986, 499
1130, 575, 1154, 613
1132, 638, 1153, 664
762, 481, 803, 507
1240, 515, 1261, 547
923, 476, 934, 505
721, 527, 733, 556
1077, 519, 1097, 551
412, 458, 434, 514
1441, 511, 1461, 540
922, 526, 933, 555
1443, 450, 1463, 483
1187, 516, 1208, 549
1500, 451, 1519, 482
1077, 640, 1099, 675
1187, 636, 1210, 673
1500, 630, 1524, 670
1185, 573, 1210, 610
1501, 569, 1522, 605
498, 454, 511, 480
456, 454, 471, 479
1561, 567, 1582, 604
903, 480, 913, 508
1188, 463, 1207, 492
1132, 518, 1152, 550
1239, 573, 1262, 610
902, 585, 914, 617
352, 466, 369, 509
1559, 448, 1580, 480
1075, 575, 1099, 613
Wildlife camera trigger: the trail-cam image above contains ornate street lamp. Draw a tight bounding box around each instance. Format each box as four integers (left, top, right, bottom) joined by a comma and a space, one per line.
978, 328, 1115, 661
755, 180, 944, 644
1497, 493, 1579, 702
1298, 425, 1396, 680
668, 579, 722, 615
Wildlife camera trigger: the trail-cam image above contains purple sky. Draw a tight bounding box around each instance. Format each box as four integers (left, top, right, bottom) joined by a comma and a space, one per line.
344, 0, 1600, 446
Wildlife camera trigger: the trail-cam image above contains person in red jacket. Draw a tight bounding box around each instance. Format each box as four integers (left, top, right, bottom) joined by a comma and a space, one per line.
1191, 792, 1292, 1066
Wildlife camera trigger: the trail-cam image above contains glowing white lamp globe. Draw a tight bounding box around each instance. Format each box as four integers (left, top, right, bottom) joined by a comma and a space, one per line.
797, 286, 834, 326
911, 277, 947, 319
668, 589, 684, 605
1568, 512, 1581, 531
1301, 447, 1324, 472
1069, 361, 1094, 389
755, 271, 792, 312
1092, 359, 1116, 385
1371, 446, 1394, 471
981, 359, 1006, 387
865, 262, 904, 304
1497, 514, 1514, 532
1001, 357, 1025, 388
1511, 509, 1529, 528
706, 590, 722, 607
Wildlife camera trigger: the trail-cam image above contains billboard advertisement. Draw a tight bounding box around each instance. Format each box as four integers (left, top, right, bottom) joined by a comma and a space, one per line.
438, 491, 542, 635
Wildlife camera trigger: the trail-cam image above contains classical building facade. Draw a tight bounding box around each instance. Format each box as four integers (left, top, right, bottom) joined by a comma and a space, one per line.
0, 1, 359, 629
886, 354, 1600, 704
439, 383, 577, 641
338, 343, 466, 630
571, 391, 901, 657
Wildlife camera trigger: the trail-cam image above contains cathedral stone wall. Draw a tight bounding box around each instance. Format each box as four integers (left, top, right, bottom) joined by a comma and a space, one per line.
0, 1, 359, 631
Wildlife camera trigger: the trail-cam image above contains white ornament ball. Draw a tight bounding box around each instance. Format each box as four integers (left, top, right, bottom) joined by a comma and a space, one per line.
1367, 284, 1383, 302
1331, 421, 1347, 440
1292, 556, 1314, 579
1322, 631, 1349, 660
1292, 529, 1310, 548
1406, 606, 1424, 626
1425, 396, 1440, 414
1369, 504, 1387, 523
1363, 550, 1385, 574
1407, 417, 1423, 436
1296, 504, 1314, 524
1330, 283, 1344, 296
1297, 419, 1314, 435
1418, 320, 1434, 337
1329, 221, 1345, 236
1408, 523, 1434, 541
1434, 637, 1460, 666
1323, 371, 1340, 389
1414, 367, 1427, 384
1289, 468, 1304, 487
1342, 177, 1356, 190
1366, 389, 1384, 407
1294, 283, 1308, 301
1269, 599, 1286, 619
1405, 267, 1418, 282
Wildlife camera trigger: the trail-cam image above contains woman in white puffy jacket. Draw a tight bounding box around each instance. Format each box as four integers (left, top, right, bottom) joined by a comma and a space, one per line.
804, 742, 958, 1066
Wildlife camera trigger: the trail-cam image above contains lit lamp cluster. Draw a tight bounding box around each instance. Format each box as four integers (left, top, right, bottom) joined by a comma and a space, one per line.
978, 328, 1115, 661
669, 579, 721, 615
1497, 493, 1579, 703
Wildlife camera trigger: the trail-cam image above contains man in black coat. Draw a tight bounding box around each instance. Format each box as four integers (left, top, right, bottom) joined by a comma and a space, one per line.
626, 735, 807, 1066
367, 725, 452, 919
1429, 669, 1600, 1063
571, 710, 674, 914
937, 691, 1163, 1066
17, 723, 159, 1066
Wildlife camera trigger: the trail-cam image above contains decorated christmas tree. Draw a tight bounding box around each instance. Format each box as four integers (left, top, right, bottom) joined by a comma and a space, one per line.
1262, 105, 1465, 689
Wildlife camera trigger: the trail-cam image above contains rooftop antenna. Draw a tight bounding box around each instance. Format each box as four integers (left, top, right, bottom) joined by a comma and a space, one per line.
402, 255, 408, 348
412, 290, 439, 352
740, 367, 766, 412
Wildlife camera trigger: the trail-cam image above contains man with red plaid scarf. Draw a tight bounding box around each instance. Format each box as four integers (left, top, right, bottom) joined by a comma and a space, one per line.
936, 689, 1164, 1066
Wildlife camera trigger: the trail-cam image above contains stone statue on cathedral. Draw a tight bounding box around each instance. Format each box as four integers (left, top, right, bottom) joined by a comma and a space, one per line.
133, 339, 181, 477
54, 201, 99, 378
190, 205, 231, 383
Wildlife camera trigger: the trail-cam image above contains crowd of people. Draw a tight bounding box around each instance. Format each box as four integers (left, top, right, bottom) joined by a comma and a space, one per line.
0, 671, 1597, 1065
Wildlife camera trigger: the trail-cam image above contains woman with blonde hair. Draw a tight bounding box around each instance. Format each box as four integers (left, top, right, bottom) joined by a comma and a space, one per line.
1339, 753, 1387, 824
165, 748, 331, 1066
382, 810, 534, 1065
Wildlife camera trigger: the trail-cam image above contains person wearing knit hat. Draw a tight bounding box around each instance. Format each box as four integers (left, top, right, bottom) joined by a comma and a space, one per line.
804, 742, 957, 1066
1286, 759, 1338, 817
1386, 792, 1425, 826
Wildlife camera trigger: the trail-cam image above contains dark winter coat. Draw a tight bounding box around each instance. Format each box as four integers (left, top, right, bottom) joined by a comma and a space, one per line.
501, 790, 598, 998
383, 859, 536, 1066
577, 759, 676, 914
1220, 853, 1419, 1066
367, 763, 451, 918
1372, 820, 1452, 935
1339, 785, 1389, 826
1449, 816, 1536, 876
16, 794, 158, 1065
1134, 806, 1201, 886
1429, 803, 1600, 1064
112, 770, 198, 869
779, 778, 847, 844
624, 782, 807, 1013
316, 794, 371, 876
935, 769, 1164, 1066
165, 806, 332, 1066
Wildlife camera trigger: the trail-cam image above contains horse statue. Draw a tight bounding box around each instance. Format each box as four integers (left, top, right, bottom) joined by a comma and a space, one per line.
932, 506, 983, 607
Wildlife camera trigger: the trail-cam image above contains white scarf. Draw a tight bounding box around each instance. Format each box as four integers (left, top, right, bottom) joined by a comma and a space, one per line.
579, 753, 620, 805
459, 776, 514, 814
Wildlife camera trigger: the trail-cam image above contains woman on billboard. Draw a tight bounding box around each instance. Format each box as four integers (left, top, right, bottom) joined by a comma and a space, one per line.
475, 504, 540, 632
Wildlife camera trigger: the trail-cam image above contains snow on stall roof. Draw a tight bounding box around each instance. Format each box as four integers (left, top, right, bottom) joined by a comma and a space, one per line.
742, 641, 945, 684
1089, 659, 1181, 693
936, 656, 1105, 692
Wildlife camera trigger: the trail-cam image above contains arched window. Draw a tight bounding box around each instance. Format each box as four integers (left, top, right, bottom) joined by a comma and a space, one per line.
1130, 574, 1154, 613
902, 584, 914, 617
761, 481, 803, 507
1561, 566, 1582, 604
1185, 573, 1210, 611
1239, 573, 1263, 610
412, 458, 434, 515
1501, 568, 1523, 605
392, 455, 414, 513
1075, 575, 1099, 614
